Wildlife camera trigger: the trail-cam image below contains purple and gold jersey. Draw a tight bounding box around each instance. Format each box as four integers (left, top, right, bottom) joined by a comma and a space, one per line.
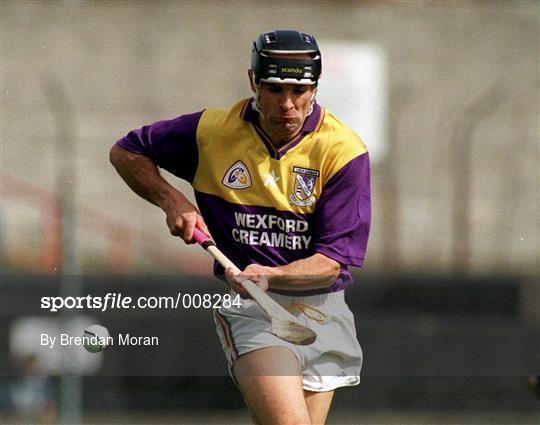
116, 98, 370, 294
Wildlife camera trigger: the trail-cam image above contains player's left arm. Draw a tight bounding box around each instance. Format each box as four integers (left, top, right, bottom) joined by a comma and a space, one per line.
268, 253, 340, 289
312, 150, 371, 266
226, 254, 340, 294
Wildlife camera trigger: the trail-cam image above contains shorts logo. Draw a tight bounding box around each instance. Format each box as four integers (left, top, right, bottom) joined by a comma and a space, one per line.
222, 160, 252, 189
289, 166, 319, 207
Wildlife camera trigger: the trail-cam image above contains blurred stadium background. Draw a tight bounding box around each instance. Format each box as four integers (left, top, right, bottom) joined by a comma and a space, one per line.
1, 1, 539, 424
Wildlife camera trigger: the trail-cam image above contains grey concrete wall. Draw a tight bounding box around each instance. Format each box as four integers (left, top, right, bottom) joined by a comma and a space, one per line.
2, 1, 538, 275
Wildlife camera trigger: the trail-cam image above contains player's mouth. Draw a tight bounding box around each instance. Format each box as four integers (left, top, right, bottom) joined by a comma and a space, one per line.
273, 116, 299, 125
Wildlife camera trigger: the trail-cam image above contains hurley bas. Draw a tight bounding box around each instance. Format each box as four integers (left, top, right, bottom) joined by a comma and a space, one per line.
40, 333, 159, 348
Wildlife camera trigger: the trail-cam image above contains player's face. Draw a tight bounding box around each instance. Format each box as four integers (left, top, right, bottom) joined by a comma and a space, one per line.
256, 82, 316, 144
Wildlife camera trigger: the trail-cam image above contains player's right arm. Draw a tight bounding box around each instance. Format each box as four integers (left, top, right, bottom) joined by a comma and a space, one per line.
109, 145, 207, 243
110, 111, 208, 243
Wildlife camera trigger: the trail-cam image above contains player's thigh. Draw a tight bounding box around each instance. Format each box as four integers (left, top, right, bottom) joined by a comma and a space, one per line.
304, 390, 334, 425
234, 347, 310, 425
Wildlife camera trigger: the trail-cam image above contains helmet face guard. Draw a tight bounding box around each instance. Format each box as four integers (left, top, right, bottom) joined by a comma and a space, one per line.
251, 30, 322, 86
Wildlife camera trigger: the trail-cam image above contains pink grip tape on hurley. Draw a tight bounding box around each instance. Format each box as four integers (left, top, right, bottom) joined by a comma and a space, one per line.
192, 227, 210, 245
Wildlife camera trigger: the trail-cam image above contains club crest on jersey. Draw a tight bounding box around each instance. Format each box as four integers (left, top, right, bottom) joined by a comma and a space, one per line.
289, 166, 319, 207
222, 160, 252, 189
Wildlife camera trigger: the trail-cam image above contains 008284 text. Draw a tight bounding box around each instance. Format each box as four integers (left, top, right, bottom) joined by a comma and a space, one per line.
40, 293, 242, 312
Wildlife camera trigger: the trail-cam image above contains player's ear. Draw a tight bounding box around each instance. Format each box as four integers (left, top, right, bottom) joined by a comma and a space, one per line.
248, 69, 256, 93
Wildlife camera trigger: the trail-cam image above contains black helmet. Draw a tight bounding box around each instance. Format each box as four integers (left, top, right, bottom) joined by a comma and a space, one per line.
251, 30, 322, 86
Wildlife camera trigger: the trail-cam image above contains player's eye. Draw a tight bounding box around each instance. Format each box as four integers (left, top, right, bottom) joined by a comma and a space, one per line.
267, 85, 282, 93
294, 88, 308, 95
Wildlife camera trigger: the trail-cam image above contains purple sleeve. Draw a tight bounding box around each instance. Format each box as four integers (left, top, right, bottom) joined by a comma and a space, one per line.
313, 152, 371, 267
116, 111, 203, 183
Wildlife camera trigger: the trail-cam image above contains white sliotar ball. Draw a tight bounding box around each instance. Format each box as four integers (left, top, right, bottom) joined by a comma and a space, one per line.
83, 324, 110, 353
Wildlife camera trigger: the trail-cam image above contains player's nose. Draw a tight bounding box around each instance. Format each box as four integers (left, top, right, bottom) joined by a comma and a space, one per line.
278, 93, 294, 111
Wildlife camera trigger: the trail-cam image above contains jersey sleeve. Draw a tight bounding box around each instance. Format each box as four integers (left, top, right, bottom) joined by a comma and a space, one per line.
312, 152, 371, 267
115, 111, 203, 183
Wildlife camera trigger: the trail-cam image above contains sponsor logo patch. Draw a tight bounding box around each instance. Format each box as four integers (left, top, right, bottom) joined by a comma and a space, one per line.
222, 160, 251, 189
288, 166, 319, 207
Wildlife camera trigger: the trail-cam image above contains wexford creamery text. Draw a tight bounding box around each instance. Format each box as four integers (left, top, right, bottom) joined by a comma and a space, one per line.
232, 212, 311, 250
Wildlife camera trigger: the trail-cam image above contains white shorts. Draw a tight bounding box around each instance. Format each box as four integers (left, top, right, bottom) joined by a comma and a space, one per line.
213, 290, 363, 392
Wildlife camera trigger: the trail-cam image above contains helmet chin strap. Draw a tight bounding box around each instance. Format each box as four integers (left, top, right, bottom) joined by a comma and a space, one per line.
307, 90, 316, 116
251, 74, 265, 120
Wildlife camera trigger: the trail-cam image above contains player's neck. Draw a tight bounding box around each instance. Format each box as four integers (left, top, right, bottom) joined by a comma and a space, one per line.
270, 132, 303, 150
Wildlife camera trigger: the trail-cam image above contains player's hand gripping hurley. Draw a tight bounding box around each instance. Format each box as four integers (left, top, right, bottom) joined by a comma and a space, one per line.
192, 228, 317, 345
